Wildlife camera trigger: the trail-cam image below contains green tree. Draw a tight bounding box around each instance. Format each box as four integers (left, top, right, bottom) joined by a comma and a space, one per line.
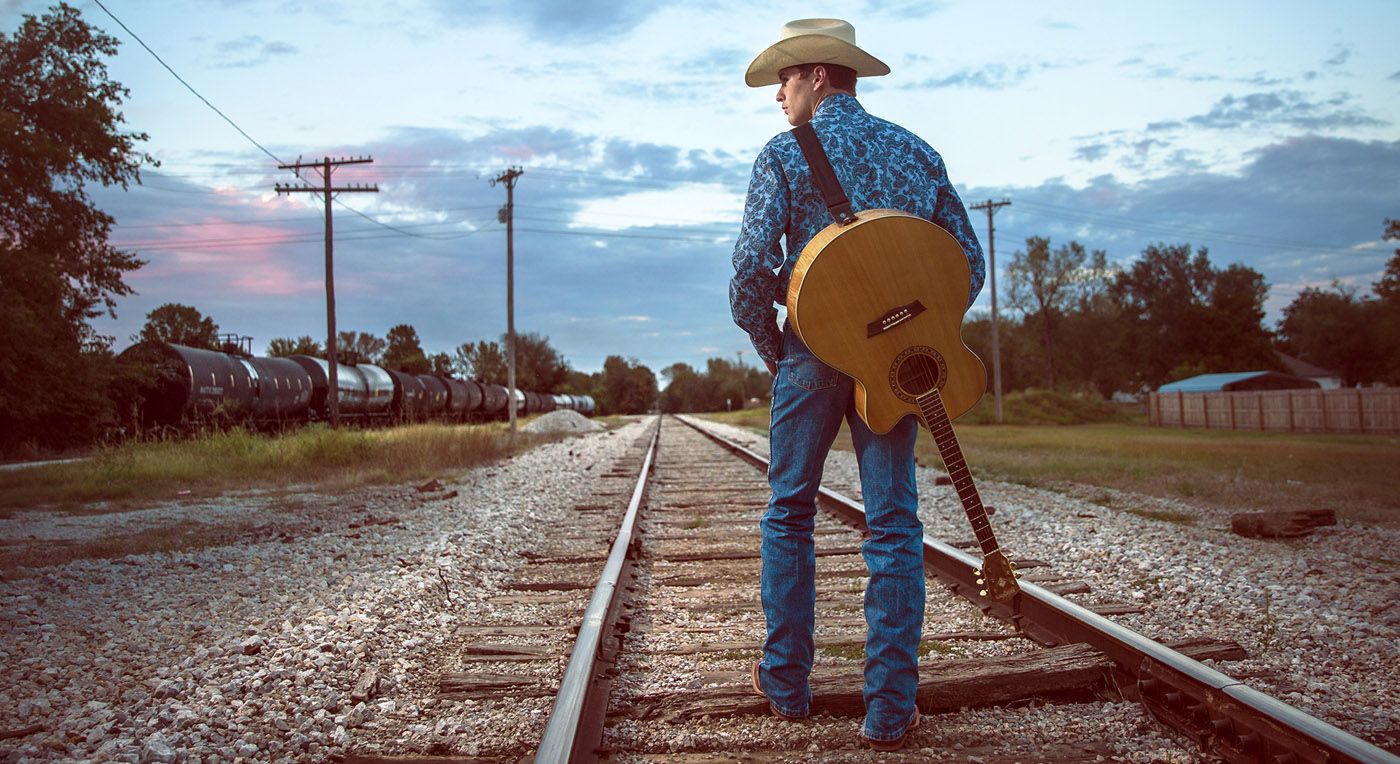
1005, 237, 1104, 388
459, 340, 507, 383
1110, 243, 1277, 391
136, 303, 219, 349
267, 336, 322, 357
510, 332, 570, 392
429, 352, 453, 375
0, 4, 154, 451
383, 323, 429, 373
336, 330, 385, 366
601, 355, 657, 414
659, 362, 700, 413
1277, 285, 1380, 387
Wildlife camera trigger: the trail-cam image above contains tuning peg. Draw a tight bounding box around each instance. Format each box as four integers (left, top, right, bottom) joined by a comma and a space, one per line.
978, 589, 988, 597
976, 578, 984, 585
1009, 561, 1018, 570
973, 568, 982, 576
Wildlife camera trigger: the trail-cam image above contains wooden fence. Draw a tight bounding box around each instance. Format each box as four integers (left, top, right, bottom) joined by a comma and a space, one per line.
1148, 387, 1400, 434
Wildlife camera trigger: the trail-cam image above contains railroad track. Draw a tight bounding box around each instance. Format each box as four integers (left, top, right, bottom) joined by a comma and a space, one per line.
349, 414, 1397, 763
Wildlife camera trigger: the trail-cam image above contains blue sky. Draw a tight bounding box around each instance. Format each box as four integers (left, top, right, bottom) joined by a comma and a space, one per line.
7, 0, 1399, 374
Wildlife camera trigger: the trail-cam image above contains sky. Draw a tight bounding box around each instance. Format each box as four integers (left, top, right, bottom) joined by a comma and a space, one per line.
6, 0, 1399, 375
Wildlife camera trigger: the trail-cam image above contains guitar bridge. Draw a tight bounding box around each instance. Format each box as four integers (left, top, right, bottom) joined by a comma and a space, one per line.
867, 300, 927, 338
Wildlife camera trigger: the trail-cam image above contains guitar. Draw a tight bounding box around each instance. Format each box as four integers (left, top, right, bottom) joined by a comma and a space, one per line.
787, 209, 1020, 602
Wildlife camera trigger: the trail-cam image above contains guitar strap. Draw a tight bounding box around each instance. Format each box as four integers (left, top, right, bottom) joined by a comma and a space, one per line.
792, 122, 856, 226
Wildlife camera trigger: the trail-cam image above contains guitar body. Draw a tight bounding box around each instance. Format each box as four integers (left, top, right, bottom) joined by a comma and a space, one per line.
787, 209, 1019, 603
787, 209, 987, 433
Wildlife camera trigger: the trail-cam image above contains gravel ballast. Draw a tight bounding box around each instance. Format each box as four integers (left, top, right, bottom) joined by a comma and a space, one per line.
1, 414, 1395, 762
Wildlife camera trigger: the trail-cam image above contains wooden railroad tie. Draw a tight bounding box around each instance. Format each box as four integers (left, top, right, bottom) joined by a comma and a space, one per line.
1230, 509, 1336, 539
615, 637, 1245, 722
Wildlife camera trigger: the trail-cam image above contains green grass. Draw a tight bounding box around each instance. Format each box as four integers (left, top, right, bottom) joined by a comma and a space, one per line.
699, 391, 1400, 525
0, 422, 554, 515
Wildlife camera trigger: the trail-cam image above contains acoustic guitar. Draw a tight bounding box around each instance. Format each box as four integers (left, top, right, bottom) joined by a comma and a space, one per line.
786, 209, 1020, 602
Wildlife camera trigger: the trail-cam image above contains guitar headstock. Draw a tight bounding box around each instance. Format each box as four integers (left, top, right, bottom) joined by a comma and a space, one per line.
974, 550, 1020, 603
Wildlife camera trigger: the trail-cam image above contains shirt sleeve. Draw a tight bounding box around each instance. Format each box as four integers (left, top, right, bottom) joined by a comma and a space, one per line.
729, 145, 788, 366
929, 159, 986, 309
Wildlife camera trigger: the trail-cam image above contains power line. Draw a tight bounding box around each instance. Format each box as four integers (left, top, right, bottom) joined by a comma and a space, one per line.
91, 0, 290, 170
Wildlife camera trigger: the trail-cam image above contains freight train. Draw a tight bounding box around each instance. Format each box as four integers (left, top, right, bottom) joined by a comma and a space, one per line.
117, 341, 594, 431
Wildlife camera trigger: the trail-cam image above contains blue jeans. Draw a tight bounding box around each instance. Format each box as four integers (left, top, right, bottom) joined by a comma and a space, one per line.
754, 325, 924, 741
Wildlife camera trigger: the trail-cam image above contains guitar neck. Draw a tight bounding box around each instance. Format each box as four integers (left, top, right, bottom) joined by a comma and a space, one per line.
916, 389, 1001, 558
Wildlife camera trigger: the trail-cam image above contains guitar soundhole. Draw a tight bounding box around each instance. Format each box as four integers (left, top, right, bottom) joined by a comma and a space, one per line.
889, 346, 947, 403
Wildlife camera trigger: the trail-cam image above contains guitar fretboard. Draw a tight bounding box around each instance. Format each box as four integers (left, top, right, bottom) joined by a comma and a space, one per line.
916, 389, 1000, 557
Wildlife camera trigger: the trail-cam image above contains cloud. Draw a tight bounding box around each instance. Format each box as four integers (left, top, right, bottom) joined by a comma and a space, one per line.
1073, 143, 1109, 162
211, 35, 298, 69
911, 62, 1060, 90
428, 0, 662, 43
1389, 70, 1400, 82
1323, 44, 1352, 67
967, 136, 1400, 318
1149, 90, 1388, 132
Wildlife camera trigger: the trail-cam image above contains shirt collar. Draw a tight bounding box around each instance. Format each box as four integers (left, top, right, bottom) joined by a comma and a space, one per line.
811, 93, 863, 125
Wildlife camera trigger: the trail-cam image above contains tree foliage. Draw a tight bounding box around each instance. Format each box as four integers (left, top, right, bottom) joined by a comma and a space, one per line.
266, 336, 323, 357
137, 303, 219, 350
1276, 285, 1379, 387
659, 358, 771, 413
600, 356, 657, 414
336, 331, 385, 366
383, 323, 429, 373
1108, 244, 1277, 391
1005, 237, 1107, 387
0, 4, 154, 451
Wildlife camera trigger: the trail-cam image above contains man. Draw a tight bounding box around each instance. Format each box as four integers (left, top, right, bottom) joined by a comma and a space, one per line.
729, 18, 985, 752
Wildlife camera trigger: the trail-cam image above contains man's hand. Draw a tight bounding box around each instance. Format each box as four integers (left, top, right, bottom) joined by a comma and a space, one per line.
765, 358, 778, 376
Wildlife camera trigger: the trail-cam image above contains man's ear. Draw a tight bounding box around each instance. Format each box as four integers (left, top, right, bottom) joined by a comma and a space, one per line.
811, 64, 827, 89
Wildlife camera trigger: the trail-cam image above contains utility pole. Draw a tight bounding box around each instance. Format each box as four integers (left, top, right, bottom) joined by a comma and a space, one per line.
971, 199, 1011, 424
491, 166, 524, 433
275, 156, 378, 428
736, 350, 745, 409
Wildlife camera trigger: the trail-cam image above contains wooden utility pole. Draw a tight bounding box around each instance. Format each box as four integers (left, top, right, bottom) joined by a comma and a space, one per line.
491, 166, 524, 433
275, 156, 378, 427
971, 199, 1011, 424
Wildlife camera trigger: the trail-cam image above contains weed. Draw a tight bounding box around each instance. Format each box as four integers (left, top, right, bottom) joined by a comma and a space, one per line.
917, 641, 958, 657
683, 517, 709, 530
820, 644, 865, 660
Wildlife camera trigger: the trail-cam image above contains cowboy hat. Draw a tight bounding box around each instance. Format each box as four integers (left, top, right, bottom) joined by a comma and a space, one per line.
745, 18, 889, 88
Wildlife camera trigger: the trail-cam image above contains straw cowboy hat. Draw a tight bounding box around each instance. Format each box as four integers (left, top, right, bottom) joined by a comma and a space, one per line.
745, 18, 890, 88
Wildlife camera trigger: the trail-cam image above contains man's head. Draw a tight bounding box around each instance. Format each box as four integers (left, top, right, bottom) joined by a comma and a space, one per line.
745, 18, 888, 91
776, 63, 857, 126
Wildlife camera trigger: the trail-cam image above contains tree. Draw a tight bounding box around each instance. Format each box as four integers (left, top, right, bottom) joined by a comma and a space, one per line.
1277, 285, 1381, 387
267, 336, 322, 357
1109, 243, 1277, 391
429, 352, 453, 375
336, 330, 385, 366
1005, 237, 1104, 388
0, 4, 154, 451
511, 332, 570, 392
1375, 219, 1400, 383
601, 355, 657, 414
136, 303, 219, 349
383, 323, 429, 373
459, 340, 507, 383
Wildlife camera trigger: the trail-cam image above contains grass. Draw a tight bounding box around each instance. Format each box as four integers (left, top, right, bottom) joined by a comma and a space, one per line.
0, 422, 555, 516
699, 391, 1400, 526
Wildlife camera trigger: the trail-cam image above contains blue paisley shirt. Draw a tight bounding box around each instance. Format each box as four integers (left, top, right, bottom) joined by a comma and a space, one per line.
729, 94, 985, 366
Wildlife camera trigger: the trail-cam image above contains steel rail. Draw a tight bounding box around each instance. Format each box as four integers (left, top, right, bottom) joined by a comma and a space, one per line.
675, 414, 1397, 764
533, 416, 661, 764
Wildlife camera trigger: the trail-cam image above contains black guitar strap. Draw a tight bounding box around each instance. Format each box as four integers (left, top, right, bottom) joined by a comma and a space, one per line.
792, 122, 856, 226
